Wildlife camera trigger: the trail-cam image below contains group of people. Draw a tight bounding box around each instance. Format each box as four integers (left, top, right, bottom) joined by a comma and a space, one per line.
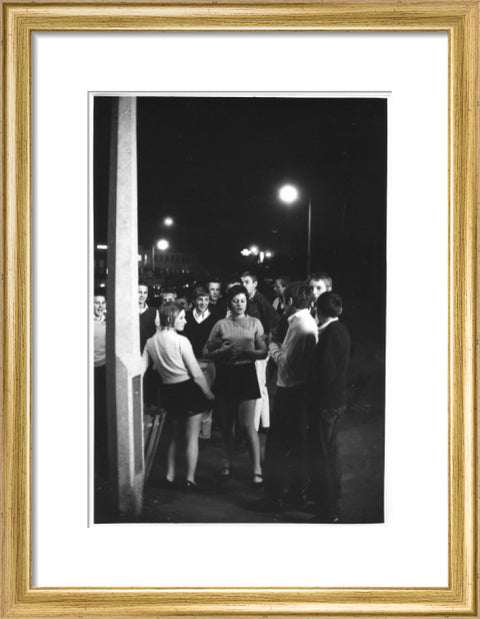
94, 270, 351, 522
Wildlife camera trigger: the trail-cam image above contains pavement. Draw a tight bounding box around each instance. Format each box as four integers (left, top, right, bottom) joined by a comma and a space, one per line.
95, 397, 384, 524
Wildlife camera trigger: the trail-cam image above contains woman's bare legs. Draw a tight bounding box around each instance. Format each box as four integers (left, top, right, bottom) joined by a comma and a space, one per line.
218, 395, 236, 472
185, 413, 202, 483
166, 419, 177, 482
238, 399, 262, 478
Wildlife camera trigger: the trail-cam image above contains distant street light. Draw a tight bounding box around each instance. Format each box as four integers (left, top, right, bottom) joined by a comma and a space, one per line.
278, 183, 312, 276
157, 239, 170, 251
163, 217, 174, 227
241, 246, 273, 264
151, 238, 170, 281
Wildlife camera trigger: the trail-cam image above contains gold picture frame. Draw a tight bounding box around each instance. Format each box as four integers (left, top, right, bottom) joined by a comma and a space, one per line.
2, 1, 478, 616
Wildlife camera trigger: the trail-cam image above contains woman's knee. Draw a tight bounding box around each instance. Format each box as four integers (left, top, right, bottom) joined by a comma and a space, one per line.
185, 414, 201, 439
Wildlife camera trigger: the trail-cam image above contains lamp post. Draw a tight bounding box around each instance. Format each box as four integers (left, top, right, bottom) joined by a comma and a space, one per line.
278, 184, 312, 277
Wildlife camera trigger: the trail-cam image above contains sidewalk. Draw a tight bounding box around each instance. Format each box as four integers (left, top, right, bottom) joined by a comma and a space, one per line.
95, 402, 384, 524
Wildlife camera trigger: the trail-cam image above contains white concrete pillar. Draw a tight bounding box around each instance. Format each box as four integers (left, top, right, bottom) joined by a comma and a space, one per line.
106, 96, 144, 518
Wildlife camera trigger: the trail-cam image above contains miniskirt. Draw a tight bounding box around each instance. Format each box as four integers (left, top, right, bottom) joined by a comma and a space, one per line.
213, 362, 260, 401
160, 379, 211, 418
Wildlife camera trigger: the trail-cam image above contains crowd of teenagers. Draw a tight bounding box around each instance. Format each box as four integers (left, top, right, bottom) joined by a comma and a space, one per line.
94, 270, 351, 522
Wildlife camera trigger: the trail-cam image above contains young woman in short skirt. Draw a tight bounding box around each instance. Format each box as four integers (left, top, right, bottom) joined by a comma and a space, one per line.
142, 302, 215, 489
203, 285, 267, 484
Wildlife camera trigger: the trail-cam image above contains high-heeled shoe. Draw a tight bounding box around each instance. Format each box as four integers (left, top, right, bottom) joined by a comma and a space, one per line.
184, 480, 198, 492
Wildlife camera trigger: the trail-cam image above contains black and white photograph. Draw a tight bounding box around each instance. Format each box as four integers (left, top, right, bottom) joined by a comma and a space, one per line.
93, 94, 386, 525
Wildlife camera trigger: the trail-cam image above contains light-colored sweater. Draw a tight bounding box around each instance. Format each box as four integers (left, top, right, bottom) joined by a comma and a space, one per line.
94, 318, 106, 367
203, 315, 265, 365
143, 329, 203, 385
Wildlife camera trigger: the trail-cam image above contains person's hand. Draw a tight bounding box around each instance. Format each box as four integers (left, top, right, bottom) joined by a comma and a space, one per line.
222, 340, 241, 359
205, 390, 215, 401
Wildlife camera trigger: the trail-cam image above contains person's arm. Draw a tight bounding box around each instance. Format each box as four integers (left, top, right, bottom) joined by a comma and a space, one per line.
315, 331, 339, 389
202, 322, 235, 361
141, 347, 150, 374
202, 322, 220, 358
181, 339, 215, 400
249, 321, 268, 360
269, 339, 287, 377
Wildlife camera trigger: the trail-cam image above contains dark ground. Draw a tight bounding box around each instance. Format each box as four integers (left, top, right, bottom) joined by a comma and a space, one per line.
95, 380, 384, 524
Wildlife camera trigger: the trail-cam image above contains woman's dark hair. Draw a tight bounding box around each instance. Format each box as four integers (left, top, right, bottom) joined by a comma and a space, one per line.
158, 301, 182, 328
226, 284, 249, 310
316, 292, 343, 317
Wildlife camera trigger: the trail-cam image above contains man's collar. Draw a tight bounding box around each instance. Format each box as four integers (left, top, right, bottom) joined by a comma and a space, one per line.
288, 307, 310, 322
318, 316, 339, 333
193, 307, 211, 319
139, 303, 149, 314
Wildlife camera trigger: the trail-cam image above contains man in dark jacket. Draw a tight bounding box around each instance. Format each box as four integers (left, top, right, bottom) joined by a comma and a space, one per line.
138, 283, 160, 408
308, 291, 351, 522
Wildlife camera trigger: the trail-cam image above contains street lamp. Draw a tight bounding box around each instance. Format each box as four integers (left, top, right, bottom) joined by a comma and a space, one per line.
278, 184, 312, 277
151, 238, 170, 281
240, 247, 273, 264
163, 216, 174, 227
157, 239, 169, 251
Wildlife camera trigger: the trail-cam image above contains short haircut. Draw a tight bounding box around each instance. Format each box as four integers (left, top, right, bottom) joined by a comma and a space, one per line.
316, 292, 343, 317
284, 281, 313, 310
94, 288, 105, 299
275, 276, 291, 287
191, 285, 209, 300
138, 282, 149, 290
225, 284, 249, 309
160, 288, 177, 301
158, 301, 182, 328
207, 278, 221, 286
240, 270, 258, 283
308, 271, 333, 290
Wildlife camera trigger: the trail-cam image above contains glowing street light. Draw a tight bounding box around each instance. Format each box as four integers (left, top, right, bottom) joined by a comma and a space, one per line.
157, 239, 170, 251
278, 183, 312, 276
241, 247, 273, 263
163, 217, 174, 227
278, 184, 299, 204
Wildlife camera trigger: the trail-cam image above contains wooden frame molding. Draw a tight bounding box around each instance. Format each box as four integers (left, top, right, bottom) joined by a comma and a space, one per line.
2, 1, 478, 616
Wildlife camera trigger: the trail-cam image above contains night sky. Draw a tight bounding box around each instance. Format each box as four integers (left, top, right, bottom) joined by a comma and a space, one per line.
94, 96, 386, 300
